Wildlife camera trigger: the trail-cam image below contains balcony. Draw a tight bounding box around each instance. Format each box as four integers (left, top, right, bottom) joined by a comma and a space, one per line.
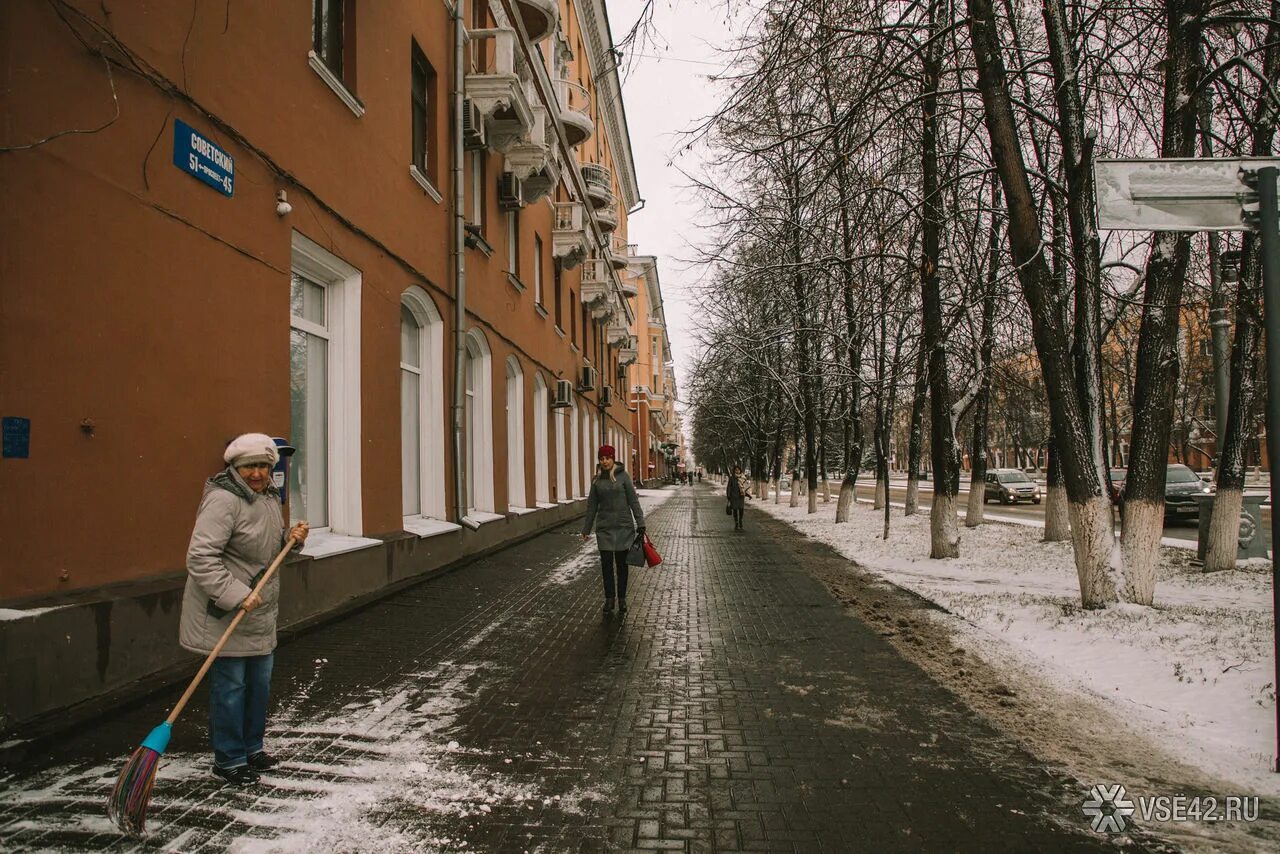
503, 103, 554, 183
618, 346, 639, 365
557, 80, 594, 148
648, 314, 666, 330
513, 0, 558, 44
579, 258, 610, 305
465, 29, 533, 149
619, 276, 639, 297
596, 201, 619, 233
608, 235, 630, 270
590, 296, 617, 322
552, 202, 589, 269
607, 322, 630, 347
581, 163, 615, 208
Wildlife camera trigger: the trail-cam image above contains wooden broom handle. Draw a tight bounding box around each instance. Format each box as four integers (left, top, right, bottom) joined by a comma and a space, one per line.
166, 535, 299, 725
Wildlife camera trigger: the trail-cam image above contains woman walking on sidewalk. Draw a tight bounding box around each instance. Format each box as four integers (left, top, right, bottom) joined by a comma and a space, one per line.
727, 465, 751, 531
179, 433, 308, 786
581, 444, 645, 614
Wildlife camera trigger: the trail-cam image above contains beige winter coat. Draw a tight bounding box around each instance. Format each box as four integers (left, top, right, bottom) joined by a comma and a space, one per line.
179, 468, 291, 657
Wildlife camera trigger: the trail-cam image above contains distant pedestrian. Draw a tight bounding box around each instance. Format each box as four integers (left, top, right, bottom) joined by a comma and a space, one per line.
727, 465, 751, 531
581, 444, 645, 614
697, 470, 703, 482
180, 433, 308, 786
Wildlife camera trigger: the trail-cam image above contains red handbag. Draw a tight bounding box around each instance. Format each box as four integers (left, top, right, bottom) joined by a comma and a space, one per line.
642, 533, 663, 567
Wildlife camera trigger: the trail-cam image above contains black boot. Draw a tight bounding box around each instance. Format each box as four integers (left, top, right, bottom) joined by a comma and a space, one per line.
618, 598, 628, 614
603, 597, 615, 613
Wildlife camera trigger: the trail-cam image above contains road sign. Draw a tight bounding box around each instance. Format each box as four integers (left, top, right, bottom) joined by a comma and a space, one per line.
1095, 157, 1280, 231
172, 118, 234, 197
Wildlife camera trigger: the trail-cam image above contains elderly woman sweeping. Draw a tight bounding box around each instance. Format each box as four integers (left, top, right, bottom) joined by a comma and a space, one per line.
581, 444, 645, 614
180, 433, 308, 785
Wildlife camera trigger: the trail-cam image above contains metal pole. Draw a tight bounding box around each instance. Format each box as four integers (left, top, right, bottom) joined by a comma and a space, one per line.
1254, 165, 1280, 771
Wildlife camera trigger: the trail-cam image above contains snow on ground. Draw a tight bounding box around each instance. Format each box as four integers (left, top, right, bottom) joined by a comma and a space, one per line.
0, 545, 619, 852
756, 495, 1278, 797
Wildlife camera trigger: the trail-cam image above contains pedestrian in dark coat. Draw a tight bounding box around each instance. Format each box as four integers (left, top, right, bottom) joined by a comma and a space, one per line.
180, 433, 308, 786
727, 465, 751, 531
581, 444, 645, 613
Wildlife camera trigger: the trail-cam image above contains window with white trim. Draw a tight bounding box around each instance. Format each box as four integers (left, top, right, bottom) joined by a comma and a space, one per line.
533, 373, 550, 504
464, 329, 495, 514
289, 233, 363, 534
506, 357, 526, 509
400, 289, 446, 520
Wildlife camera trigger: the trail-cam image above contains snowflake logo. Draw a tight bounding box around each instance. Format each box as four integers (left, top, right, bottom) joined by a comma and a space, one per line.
1082, 784, 1135, 833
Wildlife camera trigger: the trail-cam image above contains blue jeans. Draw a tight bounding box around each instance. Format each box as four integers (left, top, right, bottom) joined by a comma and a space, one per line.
208, 653, 273, 769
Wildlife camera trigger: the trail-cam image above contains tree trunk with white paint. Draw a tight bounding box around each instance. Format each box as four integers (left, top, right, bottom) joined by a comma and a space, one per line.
874, 475, 886, 509
930, 493, 960, 559
1043, 442, 1071, 541
905, 475, 919, 516
1120, 499, 1162, 604
836, 477, 855, 522
1204, 487, 1242, 571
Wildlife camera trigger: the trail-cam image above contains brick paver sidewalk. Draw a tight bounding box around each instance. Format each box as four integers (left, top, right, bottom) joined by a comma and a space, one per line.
0, 486, 1165, 852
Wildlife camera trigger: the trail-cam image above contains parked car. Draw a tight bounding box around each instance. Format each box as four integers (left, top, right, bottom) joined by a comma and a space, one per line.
1164, 463, 1212, 517
984, 468, 1042, 505
1108, 464, 1212, 516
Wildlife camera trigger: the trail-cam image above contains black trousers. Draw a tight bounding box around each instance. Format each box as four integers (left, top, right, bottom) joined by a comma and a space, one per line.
599, 550, 629, 600
732, 508, 744, 527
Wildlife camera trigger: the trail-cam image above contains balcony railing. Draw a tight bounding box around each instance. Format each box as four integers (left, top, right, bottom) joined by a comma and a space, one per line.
608, 235, 630, 270
551, 202, 588, 270
465, 28, 532, 148
581, 163, 615, 208
579, 258, 610, 304
596, 201, 619, 233
557, 80, 593, 147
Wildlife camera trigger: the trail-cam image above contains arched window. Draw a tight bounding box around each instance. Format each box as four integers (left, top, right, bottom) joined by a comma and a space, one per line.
533, 373, 550, 504
464, 329, 494, 514
568, 398, 581, 499
400, 288, 446, 520
505, 357, 526, 510
555, 401, 567, 502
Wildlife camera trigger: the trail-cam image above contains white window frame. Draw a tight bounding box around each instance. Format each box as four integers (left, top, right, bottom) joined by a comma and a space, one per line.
465, 328, 495, 514
569, 398, 581, 499
556, 407, 569, 503
506, 209, 519, 277
401, 287, 447, 524
534, 234, 544, 306
533, 373, 551, 505
291, 231, 363, 538
506, 357, 527, 510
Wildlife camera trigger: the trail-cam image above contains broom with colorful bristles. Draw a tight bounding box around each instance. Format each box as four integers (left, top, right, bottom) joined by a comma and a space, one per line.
107, 536, 298, 836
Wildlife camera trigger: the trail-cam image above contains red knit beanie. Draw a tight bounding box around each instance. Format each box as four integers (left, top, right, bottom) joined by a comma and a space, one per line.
598, 444, 616, 459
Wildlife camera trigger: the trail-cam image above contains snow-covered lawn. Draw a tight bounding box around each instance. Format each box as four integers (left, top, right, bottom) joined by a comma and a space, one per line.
756, 496, 1278, 796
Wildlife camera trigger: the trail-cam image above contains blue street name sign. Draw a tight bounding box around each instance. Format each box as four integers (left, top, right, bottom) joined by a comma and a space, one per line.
172, 118, 233, 197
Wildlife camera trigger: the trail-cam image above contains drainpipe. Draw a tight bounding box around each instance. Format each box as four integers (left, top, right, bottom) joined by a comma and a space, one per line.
451, 0, 469, 523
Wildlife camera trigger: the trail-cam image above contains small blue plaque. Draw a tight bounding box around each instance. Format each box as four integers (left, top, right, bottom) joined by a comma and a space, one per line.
173, 118, 234, 197
2, 417, 30, 459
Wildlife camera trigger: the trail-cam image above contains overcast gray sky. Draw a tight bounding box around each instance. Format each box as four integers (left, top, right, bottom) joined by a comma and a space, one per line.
608, 0, 744, 417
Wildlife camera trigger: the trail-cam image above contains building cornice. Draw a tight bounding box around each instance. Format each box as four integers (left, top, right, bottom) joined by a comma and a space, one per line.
573, 0, 641, 210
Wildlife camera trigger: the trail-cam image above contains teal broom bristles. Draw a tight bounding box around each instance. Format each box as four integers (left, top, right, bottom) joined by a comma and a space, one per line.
107, 722, 172, 837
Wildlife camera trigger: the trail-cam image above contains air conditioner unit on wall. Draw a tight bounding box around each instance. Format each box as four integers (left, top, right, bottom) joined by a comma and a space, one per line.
498, 172, 524, 209
601, 386, 614, 407
462, 99, 486, 150
580, 366, 598, 391
552, 379, 573, 407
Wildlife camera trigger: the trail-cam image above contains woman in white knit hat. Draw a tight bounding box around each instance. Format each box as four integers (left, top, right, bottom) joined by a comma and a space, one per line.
179, 432, 308, 785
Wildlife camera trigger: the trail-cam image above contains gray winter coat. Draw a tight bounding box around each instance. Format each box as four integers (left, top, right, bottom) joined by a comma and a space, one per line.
179, 468, 292, 657
582, 468, 645, 551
